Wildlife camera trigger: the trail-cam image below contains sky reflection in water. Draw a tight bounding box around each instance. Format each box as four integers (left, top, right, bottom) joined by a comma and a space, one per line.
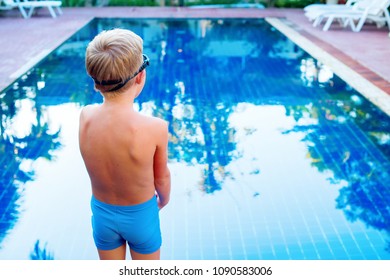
0, 18, 389, 260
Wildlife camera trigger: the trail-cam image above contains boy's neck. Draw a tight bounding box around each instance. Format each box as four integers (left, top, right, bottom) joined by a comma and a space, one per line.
103, 90, 136, 108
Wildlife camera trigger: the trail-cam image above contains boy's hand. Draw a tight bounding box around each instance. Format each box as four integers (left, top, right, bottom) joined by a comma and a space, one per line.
156, 194, 168, 210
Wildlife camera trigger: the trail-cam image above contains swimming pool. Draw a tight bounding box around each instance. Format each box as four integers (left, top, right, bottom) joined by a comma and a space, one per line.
0, 18, 389, 260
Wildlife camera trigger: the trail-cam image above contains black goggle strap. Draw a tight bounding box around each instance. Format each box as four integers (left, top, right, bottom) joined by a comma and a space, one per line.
93, 78, 121, 86
93, 54, 150, 92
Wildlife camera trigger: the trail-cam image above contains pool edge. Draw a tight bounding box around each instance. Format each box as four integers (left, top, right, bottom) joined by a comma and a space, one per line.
266, 17, 390, 117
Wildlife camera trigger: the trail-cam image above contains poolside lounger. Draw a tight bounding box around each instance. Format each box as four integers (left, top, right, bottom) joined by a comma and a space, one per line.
0, 0, 14, 11
0, 0, 62, 18
312, 0, 390, 32
304, 0, 369, 22
304, 0, 359, 13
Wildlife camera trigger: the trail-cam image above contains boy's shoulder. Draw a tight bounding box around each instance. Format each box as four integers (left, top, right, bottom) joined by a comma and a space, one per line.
141, 114, 168, 130
81, 104, 99, 114
79, 104, 99, 122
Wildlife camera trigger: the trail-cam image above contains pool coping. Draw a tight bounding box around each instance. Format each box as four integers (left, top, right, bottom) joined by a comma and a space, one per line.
267, 17, 390, 117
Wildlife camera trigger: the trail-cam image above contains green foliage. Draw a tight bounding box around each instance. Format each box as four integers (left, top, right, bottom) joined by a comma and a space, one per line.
61, 0, 87, 7
274, 0, 318, 7
186, 0, 319, 7
185, 0, 237, 6
59, 0, 320, 7
108, 0, 157, 6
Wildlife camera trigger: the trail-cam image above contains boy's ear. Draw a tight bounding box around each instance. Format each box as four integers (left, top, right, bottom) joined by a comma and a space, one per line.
135, 70, 144, 84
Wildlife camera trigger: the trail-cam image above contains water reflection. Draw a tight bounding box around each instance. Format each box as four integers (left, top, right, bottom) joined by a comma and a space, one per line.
0, 18, 389, 259
283, 84, 390, 250
0, 79, 62, 247
30, 240, 54, 260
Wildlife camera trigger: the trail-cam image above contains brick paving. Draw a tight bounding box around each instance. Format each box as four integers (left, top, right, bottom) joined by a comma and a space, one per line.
0, 7, 389, 94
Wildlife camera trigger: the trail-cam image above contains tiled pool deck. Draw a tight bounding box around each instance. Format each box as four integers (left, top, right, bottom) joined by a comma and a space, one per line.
0, 6, 389, 97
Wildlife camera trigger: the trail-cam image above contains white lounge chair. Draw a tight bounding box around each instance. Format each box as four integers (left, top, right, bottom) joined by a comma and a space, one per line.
0, 0, 62, 18
304, 0, 370, 22
305, 0, 359, 13
0, 0, 14, 11
312, 0, 390, 32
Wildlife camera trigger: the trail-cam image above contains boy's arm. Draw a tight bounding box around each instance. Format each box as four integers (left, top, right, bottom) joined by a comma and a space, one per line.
78, 107, 87, 148
153, 120, 171, 210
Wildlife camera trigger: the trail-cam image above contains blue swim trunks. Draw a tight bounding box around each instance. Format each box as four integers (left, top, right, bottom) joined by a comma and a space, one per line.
91, 195, 162, 254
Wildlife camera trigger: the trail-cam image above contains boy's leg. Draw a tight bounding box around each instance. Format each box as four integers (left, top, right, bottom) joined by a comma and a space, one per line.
97, 244, 127, 260
130, 248, 160, 260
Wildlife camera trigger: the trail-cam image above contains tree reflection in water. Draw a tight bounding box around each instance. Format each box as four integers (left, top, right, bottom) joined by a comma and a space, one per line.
0, 23, 98, 249
30, 240, 54, 260
284, 64, 390, 251
0, 78, 62, 246
132, 19, 290, 194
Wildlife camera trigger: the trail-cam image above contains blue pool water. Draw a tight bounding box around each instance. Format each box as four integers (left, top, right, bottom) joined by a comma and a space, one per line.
0, 18, 389, 260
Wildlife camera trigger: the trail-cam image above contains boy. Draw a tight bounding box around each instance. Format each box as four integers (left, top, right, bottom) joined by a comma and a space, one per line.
79, 29, 171, 260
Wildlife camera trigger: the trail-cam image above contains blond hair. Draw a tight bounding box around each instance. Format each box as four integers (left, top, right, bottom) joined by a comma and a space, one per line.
85, 28, 143, 97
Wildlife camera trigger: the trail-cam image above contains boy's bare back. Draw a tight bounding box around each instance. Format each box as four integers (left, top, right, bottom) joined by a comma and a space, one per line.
79, 103, 169, 206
